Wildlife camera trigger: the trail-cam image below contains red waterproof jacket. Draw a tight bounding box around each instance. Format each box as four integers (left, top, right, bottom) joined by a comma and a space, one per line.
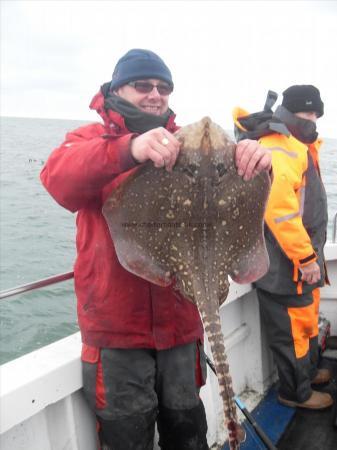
40, 89, 203, 349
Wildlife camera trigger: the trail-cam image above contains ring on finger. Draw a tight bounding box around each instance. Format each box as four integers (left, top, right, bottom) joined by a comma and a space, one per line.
161, 137, 169, 146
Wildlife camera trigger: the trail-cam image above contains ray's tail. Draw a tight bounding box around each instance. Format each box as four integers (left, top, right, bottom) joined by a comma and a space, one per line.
202, 309, 245, 450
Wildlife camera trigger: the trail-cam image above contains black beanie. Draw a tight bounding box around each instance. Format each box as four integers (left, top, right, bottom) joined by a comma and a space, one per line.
282, 85, 324, 118
110, 49, 173, 91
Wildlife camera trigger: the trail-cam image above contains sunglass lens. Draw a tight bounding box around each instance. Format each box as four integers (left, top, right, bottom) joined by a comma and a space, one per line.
133, 82, 172, 95
157, 85, 172, 95
134, 82, 153, 93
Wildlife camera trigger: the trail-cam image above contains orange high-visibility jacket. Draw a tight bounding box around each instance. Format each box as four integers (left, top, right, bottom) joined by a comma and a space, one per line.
233, 108, 328, 295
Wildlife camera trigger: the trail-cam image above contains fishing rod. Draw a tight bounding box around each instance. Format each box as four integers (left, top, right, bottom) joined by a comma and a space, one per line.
204, 354, 277, 450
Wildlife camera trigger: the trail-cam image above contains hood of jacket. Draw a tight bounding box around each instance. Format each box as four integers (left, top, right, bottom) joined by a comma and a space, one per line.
232, 90, 292, 142
233, 90, 322, 147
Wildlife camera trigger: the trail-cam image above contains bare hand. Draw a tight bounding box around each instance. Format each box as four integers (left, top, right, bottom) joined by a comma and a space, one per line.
130, 127, 180, 171
235, 139, 272, 181
300, 261, 321, 284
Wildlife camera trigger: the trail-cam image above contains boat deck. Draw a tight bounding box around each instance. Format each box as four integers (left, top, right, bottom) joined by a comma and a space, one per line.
224, 354, 337, 450
278, 352, 337, 450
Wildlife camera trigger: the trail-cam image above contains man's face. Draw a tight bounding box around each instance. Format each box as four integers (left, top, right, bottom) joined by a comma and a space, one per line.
294, 111, 318, 123
116, 78, 171, 116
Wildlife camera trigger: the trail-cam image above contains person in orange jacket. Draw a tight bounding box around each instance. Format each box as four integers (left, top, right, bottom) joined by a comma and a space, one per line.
233, 85, 333, 410
41, 48, 272, 450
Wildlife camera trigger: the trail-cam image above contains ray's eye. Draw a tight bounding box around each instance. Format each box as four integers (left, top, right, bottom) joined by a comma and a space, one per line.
183, 164, 198, 178
216, 164, 227, 178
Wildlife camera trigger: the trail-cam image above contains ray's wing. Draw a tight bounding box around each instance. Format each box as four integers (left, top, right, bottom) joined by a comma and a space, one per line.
187, 135, 271, 291
217, 171, 270, 284
102, 161, 198, 293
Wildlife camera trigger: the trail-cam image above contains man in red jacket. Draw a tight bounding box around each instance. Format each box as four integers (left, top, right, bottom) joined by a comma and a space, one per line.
41, 49, 271, 450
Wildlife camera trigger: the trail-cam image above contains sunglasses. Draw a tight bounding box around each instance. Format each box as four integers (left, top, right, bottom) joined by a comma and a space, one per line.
128, 81, 173, 96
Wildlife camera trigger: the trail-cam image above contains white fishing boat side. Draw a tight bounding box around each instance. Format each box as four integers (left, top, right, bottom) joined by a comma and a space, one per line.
1, 242, 336, 450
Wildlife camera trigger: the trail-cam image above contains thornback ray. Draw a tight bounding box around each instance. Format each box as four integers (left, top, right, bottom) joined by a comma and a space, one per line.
102, 117, 271, 450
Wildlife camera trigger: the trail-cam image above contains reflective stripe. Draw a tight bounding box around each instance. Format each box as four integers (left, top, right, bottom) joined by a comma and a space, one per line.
269, 146, 297, 158
274, 211, 300, 223
274, 186, 306, 224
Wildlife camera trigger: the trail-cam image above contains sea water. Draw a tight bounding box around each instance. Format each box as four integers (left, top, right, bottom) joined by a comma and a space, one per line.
0, 116, 336, 364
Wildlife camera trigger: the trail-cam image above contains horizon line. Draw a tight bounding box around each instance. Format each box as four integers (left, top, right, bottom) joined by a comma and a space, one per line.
1, 115, 336, 140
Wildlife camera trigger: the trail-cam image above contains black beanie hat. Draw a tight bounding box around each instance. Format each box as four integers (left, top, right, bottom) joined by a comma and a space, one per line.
110, 49, 173, 91
282, 85, 324, 118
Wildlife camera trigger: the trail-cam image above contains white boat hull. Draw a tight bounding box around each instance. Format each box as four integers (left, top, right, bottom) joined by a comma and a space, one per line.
1, 243, 336, 449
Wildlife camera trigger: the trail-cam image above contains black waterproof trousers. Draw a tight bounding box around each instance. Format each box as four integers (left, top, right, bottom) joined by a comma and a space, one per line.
82, 341, 209, 450
257, 288, 319, 402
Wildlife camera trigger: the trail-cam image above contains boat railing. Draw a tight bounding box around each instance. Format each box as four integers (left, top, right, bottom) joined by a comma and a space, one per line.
0, 271, 74, 300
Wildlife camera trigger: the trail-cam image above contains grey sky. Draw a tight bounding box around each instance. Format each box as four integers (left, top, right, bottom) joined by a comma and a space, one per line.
1, 0, 337, 136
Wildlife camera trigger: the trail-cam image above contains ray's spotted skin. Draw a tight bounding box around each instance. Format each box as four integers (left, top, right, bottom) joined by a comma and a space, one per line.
103, 117, 271, 450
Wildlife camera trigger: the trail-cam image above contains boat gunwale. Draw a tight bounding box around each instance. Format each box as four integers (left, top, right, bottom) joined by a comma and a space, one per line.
1, 242, 336, 435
